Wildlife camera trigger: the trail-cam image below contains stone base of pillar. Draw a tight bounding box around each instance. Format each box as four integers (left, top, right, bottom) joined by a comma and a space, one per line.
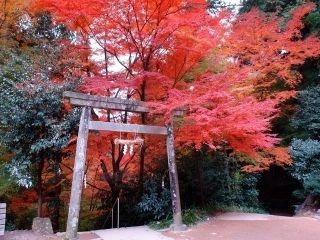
170, 223, 187, 232
32, 217, 54, 235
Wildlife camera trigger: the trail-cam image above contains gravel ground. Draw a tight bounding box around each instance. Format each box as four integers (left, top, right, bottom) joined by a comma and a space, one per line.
3, 231, 101, 240
164, 213, 320, 240
3, 231, 62, 240
3, 213, 320, 240
94, 226, 172, 240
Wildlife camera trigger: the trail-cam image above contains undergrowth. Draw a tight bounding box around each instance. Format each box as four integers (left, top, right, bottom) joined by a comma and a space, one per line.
149, 205, 266, 230
149, 208, 206, 230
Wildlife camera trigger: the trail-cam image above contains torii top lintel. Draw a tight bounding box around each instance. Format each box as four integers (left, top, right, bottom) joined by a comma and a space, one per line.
63, 91, 185, 116
63, 91, 149, 113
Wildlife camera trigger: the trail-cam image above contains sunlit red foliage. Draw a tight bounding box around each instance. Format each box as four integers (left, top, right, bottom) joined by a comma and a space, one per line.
32, 0, 289, 173
0, 0, 30, 40
0, 0, 27, 17
9, 190, 37, 215
149, 60, 280, 163
33, 0, 223, 93
225, 2, 320, 100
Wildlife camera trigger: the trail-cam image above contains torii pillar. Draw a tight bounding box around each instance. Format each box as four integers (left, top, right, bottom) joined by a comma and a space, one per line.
65, 107, 91, 240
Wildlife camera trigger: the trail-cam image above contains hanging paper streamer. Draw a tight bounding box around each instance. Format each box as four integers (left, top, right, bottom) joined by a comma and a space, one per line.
129, 144, 134, 156
114, 137, 144, 146
123, 144, 128, 155
114, 137, 144, 156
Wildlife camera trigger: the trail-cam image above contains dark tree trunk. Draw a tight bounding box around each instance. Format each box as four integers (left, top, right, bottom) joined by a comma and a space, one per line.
195, 150, 205, 206
51, 162, 62, 231
51, 195, 61, 231
296, 194, 315, 214
138, 80, 147, 198
110, 184, 121, 204
100, 160, 122, 204
37, 159, 44, 218
104, 47, 108, 76
138, 144, 146, 198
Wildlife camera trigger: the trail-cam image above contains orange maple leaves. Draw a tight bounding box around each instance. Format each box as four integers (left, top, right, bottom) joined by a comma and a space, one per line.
225, 2, 320, 98
31, 0, 319, 171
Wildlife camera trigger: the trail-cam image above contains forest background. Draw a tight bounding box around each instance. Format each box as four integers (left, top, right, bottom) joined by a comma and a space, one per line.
0, 0, 320, 232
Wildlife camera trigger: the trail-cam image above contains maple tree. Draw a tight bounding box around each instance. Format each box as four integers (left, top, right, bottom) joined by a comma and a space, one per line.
33, 0, 226, 200
225, 3, 320, 100
31, 0, 288, 181
210, 2, 320, 170
33, 0, 224, 97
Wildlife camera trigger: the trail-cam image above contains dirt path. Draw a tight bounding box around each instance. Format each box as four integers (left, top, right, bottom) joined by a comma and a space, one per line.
94, 226, 172, 240
3, 213, 320, 240
3, 231, 101, 240
3, 230, 62, 240
163, 213, 320, 240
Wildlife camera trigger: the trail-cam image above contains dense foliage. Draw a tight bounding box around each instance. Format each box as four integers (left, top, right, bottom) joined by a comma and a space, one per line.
137, 179, 171, 220
0, 79, 79, 187
0, 0, 319, 233
0, 10, 82, 229
290, 139, 320, 196
241, 0, 319, 13
177, 150, 261, 211
289, 86, 320, 205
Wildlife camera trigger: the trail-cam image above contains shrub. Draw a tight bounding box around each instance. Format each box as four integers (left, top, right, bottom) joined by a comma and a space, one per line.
137, 179, 171, 220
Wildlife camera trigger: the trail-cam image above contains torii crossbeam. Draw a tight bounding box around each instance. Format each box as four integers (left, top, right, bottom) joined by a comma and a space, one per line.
63, 91, 186, 240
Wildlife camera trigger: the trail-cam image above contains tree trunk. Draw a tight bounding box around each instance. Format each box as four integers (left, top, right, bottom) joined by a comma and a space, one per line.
51, 162, 62, 232
195, 150, 205, 206
111, 184, 121, 205
104, 47, 108, 76
138, 144, 146, 198
37, 159, 45, 218
111, 170, 122, 204
100, 160, 122, 205
296, 194, 315, 214
138, 79, 147, 198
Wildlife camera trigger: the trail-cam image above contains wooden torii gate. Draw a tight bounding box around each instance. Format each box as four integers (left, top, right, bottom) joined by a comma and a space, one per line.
63, 91, 186, 240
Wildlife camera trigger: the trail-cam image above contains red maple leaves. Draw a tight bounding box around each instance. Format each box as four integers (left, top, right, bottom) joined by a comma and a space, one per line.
226, 2, 320, 97
31, 0, 320, 170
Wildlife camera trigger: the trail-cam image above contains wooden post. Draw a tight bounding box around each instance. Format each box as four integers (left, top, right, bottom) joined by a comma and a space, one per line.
66, 107, 91, 240
166, 123, 187, 231
0, 203, 6, 237
117, 198, 119, 229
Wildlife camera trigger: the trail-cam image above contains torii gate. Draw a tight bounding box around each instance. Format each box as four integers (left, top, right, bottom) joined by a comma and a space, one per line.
63, 91, 186, 240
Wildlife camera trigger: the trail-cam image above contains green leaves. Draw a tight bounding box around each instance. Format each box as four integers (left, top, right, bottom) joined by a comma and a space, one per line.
0, 11, 82, 189
291, 86, 320, 137
241, 0, 308, 14
137, 179, 171, 220
290, 139, 320, 195
0, 162, 19, 199
305, 12, 320, 35
0, 79, 79, 187
289, 86, 320, 197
